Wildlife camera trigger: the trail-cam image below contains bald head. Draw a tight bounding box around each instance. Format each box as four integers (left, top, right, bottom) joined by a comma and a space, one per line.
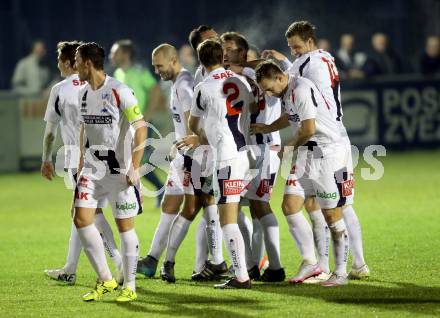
152, 43, 181, 81
152, 43, 178, 60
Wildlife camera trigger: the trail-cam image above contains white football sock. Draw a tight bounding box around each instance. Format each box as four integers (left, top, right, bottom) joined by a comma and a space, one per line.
204, 204, 224, 265
285, 213, 317, 265
251, 218, 265, 266
260, 213, 282, 270
194, 217, 208, 272
165, 215, 192, 263
148, 212, 177, 260
77, 224, 112, 281
329, 219, 349, 276
64, 222, 82, 274
94, 213, 122, 270
343, 205, 366, 269
120, 229, 139, 291
222, 223, 249, 282
308, 209, 330, 273
237, 209, 255, 269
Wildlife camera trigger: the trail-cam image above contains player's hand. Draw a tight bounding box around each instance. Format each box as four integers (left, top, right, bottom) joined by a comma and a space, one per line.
250, 123, 270, 135
176, 135, 200, 150
41, 161, 55, 181
126, 166, 140, 186
261, 49, 287, 61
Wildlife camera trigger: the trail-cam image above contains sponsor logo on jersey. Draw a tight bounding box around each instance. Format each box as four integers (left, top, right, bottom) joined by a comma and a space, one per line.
82, 115, 112, 124
223, 179, 245, 196
286, 178, 297, 186
288, 114, 300, 122
341, 179, 354, 197
173, 113, 181, 123
316, 190, 337, 200
116, 202, 137, 211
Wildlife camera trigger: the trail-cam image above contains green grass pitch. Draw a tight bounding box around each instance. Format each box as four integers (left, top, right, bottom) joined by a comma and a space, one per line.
1, 151, 439, 317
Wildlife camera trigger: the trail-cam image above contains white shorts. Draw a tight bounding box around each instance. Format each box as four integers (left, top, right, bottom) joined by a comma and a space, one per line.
244, 145, 280, 202
284, 146, 349, 209
214, 151, 250, 204
164, 153, 186, 196
74, 173, 142, 219
183, 148, 214, 196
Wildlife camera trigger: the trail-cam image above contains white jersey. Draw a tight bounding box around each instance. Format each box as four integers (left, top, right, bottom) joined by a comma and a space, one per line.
282, 75, 343, 153
194, 65, 207, 86
191, 67, 254, 162
242, 67, 281, 146
169, 68, 194, 141
79, 75, 143, 173
286, 49, 348, 141
44, 74, 85, 168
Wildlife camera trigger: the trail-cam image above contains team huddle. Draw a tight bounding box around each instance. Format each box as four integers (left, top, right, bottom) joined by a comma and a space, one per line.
41, 21, 369, 303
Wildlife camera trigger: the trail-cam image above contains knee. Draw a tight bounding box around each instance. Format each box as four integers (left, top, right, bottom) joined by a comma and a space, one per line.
282, 199, 297, 216
73, 213, 90, 229
161, 195, 183, 213
322, 208, 343, 225
180, 203, 197, 221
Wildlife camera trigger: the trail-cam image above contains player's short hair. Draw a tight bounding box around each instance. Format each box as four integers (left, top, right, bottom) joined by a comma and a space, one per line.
197, 39, 223, 68
57, 41, 82, 67
255, 61, 283, 83
77, 42, 105, 70
114, 39, 135, 59
285, 21, 317, 44
220, 32, 249, 54
189, 25, 214, 51
152, 43, 178, 60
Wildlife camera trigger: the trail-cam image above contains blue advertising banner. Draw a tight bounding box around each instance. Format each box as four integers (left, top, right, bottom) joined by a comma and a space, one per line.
342, 77, 440, 149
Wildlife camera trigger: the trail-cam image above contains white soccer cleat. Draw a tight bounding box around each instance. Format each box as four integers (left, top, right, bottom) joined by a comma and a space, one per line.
288, 262, 323, 284
44, 268, 76, 285
320, 273, 348, 286
303, 271, 332, 284
349, 264, 370, 280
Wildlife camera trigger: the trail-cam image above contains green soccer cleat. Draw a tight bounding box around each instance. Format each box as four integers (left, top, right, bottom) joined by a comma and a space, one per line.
116, 287, 137, 302
82, 278, 118, 302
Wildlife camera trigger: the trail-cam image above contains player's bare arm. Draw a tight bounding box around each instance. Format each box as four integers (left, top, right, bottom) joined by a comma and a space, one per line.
250, 113, 289, 135
285, 118, 316, 148
41, 121, 58, 181
261, 49, 288, 61
127, 119, 147, 186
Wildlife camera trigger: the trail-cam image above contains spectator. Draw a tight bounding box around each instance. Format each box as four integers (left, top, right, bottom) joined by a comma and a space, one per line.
11, 40, 50, 96
419, 35, 440, 75
109, 39, 165, 206
317, 38, 332, 52
363, 32, 402, 77
178, 44, 197, 74
336, 33, 367, 79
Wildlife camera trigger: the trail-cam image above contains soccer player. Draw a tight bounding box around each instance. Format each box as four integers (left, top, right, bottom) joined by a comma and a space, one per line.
188, 25, 224, 275
110, 39, 164, 207
263, 21, 369, 280
220, 32, 285, 282
42, 41, 122, 285
253, 61, 350, 286
73, 42, 147, 302
180, 39, 255, 289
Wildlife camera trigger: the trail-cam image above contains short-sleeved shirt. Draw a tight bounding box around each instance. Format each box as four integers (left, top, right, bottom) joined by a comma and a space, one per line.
286, 50, 348, 141
44, 74, 85, 167
191, 67, 254, 162
113, 65, 156, 114
282, 75, 342, 153
242, 67, 281, 146
169, 69, 194, 141
79, 75, 144, 172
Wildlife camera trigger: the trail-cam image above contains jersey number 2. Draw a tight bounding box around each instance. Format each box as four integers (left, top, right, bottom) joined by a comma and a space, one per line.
223, 82, 243, 116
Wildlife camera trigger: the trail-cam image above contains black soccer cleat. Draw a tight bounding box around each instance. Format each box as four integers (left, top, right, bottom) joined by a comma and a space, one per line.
214, 278, 251, 289
258, 267, 286, 282
160, 261, 176, 283
248, 265, 261, 281
137, 255, 158, 277
192, 261, 228, 281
